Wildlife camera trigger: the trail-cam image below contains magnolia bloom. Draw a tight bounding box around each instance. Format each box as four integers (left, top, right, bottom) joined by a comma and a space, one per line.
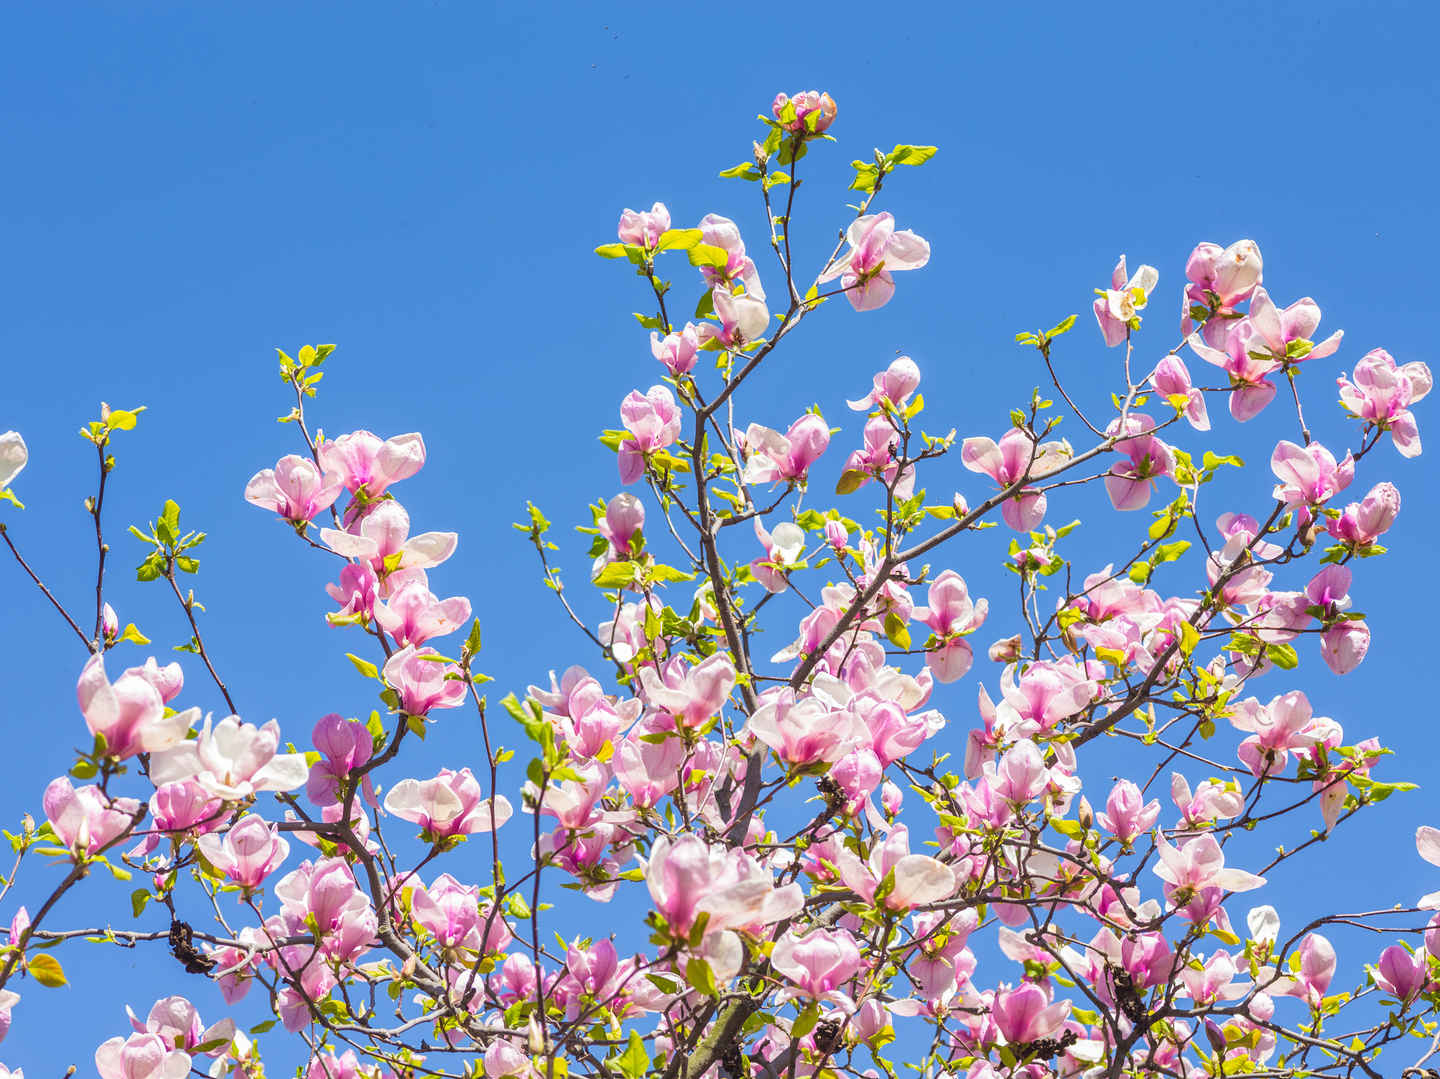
1271, 440, 1353, 508
961, 428, 1070, 531
381, 644, 467, 714
1105, 414, 1174, 511
698, 285, 770, 349
617, 202, 670, 247
747, 691, 867, 767
993, 983, 1069, 1045
597, 493, 645, 560
244, 455, 343, 524
125, 995, 235, 1056
42, 777, 140, 855
772, 90, 837, 133
1182, 239, 1263, 347
833, 825, 955, 911
750, 519, 806, 593
411, 873, 511, 953
617, 385, 682, 484
1150, 355, 1209, 431
321, 500, 458, 577
1328, 481, 1400, 547
697, 213, 766, 300
197, 814, 289, 890
0, 432, 26, 490
643, 834, 802, 937
740, 414, 830, 486
373, 576, 470, 647
1337, 348, 1434, 457
77, 654, 198, 760
1094, 256, 1159, 346
1154, 832, 1265, 898
848, 356, 922, 413
1271, 933, 1336, 1006
1097, 779, 1160, 845
1374, 944, 1429, 1002
0, 988, 15, 1045
913, 570, 989, 683
319, 430, 425, 497
384, 768, 513, 840
149, 716, 308, 799
819, 212, 930, 311
1229, 691, 1324, 777
95, 1033, 192, 1079
771, 927, 864, 1011
1416, 825, 1440, 908
650, 323, 700, 376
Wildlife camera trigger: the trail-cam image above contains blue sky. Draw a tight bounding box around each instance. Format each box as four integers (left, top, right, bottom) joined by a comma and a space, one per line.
2, 0, 1439, 1070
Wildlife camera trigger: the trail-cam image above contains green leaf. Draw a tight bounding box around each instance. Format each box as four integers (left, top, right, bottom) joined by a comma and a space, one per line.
593, 562, 639, 589
685, 957, 718, 997
883, 612, 912, 651
849, 162, 880, 193
686, 243, 731, 269
616, 1030, 651, 1079
119, 623, 150, 646
464, 618, 484, 656
718, 162, 762, 181
29, 953, 66, 987
657, 229, 703, 251
174, 556, 199, 574
346, 653, 380, 680
1048, 314, 1077, 337
650, 564, 696, 584
887, 144, 938, 167
130, 888, 151, 918
594, 243, 632, 259
835, 470, 867, 496
792, 1002, 820, 1038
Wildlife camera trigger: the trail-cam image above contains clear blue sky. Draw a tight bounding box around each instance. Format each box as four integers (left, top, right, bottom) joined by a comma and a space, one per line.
2, 1, 1438, 1069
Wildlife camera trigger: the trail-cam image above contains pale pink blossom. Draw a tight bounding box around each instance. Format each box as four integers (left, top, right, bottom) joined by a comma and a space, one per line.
1154, 832, 1265, 897
697, 285, 770, 349
961, 428, 1069, 531
1093, 256, 1158, 347
1150, 354, 1210, 431
993, 983, 1069, 1044
747, 690, 867, 767
1270, 440, 1353, 508
617, 386, 682, 484
750, 519, 805, 593
374, 576, 470, 647
411, 873, 511, 954
1241, 286, 1343, 368
384, 768, 512, 841
833, 825, 955, 911
1338, 348, 1433, 457
1229, 691, 1324, 777
124, 995, 235, 1056
1105, 414, 1174, 511
772, 90, 837, 133
244, 455, 342, 524
95, 1033, 191, 1079
1374, 944, 1429, 1002
321, 501, 457, 577
740, 413, 830, 485
770, 927, 863, 1010
1097, 779, 1160, 845
0, 432, 26, 491
326, 561, 379, 620
650, 323, 701, 376
697, 213, 766, 300
818, 212, 930, 311
1182, 239, 1263, 347
381, 644, 467, 715
197, 813, 289, 890
76, 654, 197, 760
848, 357, 922, 412
914, 570, 989, 683
149, 716, 308, 799
319, 430, 425, 496
638, 653, 737, 730
617, 202, 670, 248
597, 493, 645, 559
643, 834, 802, 937
42, 777, 140, 855
1328, 482, 1400, 547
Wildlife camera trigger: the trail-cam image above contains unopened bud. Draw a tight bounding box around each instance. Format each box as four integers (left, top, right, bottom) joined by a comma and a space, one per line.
527, 1016, 547, 1055
952, 492, 969, 517
753, 140, 768, 166
400, 955, 417, 980
987, 635, 1022, 663
1076, 795, 1094, 831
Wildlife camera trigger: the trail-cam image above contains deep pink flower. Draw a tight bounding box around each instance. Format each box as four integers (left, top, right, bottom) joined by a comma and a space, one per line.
319, 430, 426, 496
818, 213, 929, 311
197, 813, 289, 890
741, 413, 831, 485
617, 386, 682, 484
244, 455, 342, 524
77, 654, 197, 760
1338, 348, 1433, 457
772, 90, 837, 133
381, 645, 468, 715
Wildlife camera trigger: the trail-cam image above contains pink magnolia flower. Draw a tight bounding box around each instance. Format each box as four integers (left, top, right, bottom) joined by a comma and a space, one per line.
1374, 944, 1429, 1002
818, 212, 930, 311
772, 90, 837, 133
381, 644, 467, 715
914, 570, 989, 683
596, 493, 645, 561
984, 738, 1050, 805
617, 386, 682, 484
650, 323, 700, 376
747, 690, 867, 767
698, 285, 770, 349
848, 356, 922, 413
326, 561, 379, 620
1270, 440, 1353, 508
1097, 779, 1160, 846
1182, 239, 1263, 347
373, 576, 470, 647
306, 714, 376, 806
1242, 286, 1343, 369
319, 430, 425, 496
643, 834, 802, 937
95, 1033, 191, 1079
274, 858, 377, 966
1171, 772, 1245, 828
1188, 322, 1282, 422
1272, 933, 1335, 1006
1229, 691, 1324, 777
993, 983, 1069, 1045
750, 519, 805, 593
483, 1040, 531, 1079
42, 777, 140, 855
841, 414, 914, 499
833, 824, 955, 911
740, 413, 830, 486
306, 1050, 388, 1079
1419, 826, 1440, 908
1337, 348, 1433, 457
0, 431, 27, 491
244, 455, 342, 525
411, 873, 511, 954
961, 428, 1069, 531
1177, 949, 1248, 1006
1150, 355, 1210, 431
1105, 414, 1174, 511
617, 202, 670, 248
1154, 832, 1265, 898
125, 995, 235, 1056
76, 654, 197, 760
149, 715, 308, 799
824, 519, 849, 550
638, 653, 736, 730
321, 501, 457, 579
1093, 256, 1158, 347
770, 928, 863, 1010
1321, 620, 1370, 676
697, 214, 766, 300
1328, 481, 1400, 547
137, 780, 225, 855
197, 813, 289, 890
384, 767, 513, 841
0, 988, 15, 1045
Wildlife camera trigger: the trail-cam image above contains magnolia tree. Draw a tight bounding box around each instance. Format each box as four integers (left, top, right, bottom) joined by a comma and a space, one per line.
2, 91, 1439, 1079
